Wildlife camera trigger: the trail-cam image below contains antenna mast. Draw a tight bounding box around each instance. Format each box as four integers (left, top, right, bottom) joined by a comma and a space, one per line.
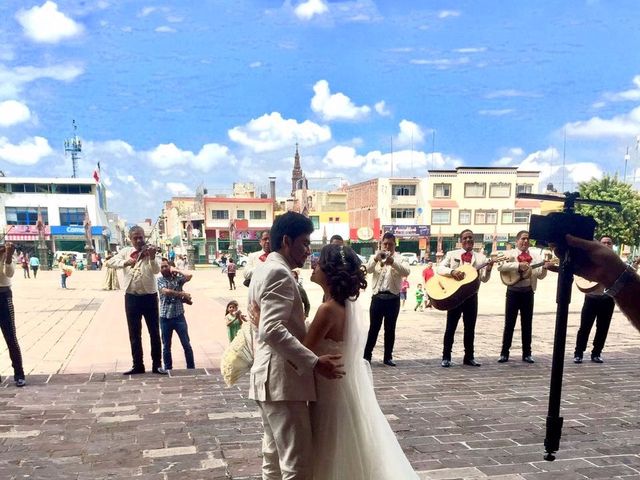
64, 120, 82, 178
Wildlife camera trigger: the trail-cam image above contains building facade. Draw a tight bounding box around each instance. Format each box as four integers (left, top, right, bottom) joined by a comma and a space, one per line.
205, 197, 274, 260
426, 167, 541, 255
0, 177, 111, 264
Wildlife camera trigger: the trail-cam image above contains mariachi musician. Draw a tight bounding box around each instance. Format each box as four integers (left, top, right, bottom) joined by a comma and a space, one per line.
496, 230, 554, 364
436, 229, 493, 368
573, 236, 616, 364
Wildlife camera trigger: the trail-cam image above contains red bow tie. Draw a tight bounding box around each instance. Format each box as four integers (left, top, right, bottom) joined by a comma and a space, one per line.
461, 251, 473, 263
517, 251, 532, 263
259, 253, 268, 262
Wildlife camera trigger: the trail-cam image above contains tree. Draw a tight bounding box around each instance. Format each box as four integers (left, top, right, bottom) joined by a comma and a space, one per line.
576, 175, 640, 247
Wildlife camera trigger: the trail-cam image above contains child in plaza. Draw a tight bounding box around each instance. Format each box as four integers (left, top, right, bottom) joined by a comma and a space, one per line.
414, 283, 425, 311
400, 277, 410, 310
225, 300, 246, 342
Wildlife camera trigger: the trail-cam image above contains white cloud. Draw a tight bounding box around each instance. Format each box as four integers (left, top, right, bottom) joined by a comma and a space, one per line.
492, 147, 525, 167
454, 47, 487, 53
478, 109, 515, 116
410, 57, 470, 69
0, 136, 52, 165
322, 145, 455, 175
165, 182, 192, 196
395, 120, 425, 148
374, 101, 390, 116
139, 6, 157, 17
603, 75, 640, 102
155, 26, 176, 33
147, 142, 235, 171
485, 89, 542, 99
0, 63, 84, 99
438, 10, 460, 19
564, 105, 640, 139
16, 1, 84, 44
516, 147, 561, 182
294, 0, 329, 20
0, 100, 31, 127
311, 80, 371, 121
564, 162, 603, 183
249, 61, 263, 68
228, 112, 331, 153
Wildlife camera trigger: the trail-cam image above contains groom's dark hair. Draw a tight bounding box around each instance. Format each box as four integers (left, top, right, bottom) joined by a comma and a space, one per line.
270, 211, 314, 252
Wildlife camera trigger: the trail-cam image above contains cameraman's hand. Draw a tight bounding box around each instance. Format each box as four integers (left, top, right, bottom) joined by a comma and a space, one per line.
315, 354, 345, 379
451, 269, 465, 281
564, 234, 625, 288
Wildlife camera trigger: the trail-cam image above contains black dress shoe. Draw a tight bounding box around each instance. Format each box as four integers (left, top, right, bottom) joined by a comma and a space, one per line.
15, 378, 26, 387
463, 358, 481, 367
497, 355, 509, 363
152, 367, 168, 375
383, 360, 396, 367
441, 359, 452, 368
574, 356, 583, 364
123, 367, 145, 375
522, 355, 535, 364
591, 355, 604, 363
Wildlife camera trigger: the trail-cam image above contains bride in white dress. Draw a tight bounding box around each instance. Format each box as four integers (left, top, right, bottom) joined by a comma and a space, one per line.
304, 244, 419, 480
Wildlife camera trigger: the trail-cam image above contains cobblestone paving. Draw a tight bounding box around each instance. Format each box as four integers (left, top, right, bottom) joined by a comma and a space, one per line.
1, 267, 639, 479
1, 350, 639, 479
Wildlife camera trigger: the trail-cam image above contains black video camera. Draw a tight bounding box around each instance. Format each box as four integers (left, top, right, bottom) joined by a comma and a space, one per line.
528, 212, 596, 248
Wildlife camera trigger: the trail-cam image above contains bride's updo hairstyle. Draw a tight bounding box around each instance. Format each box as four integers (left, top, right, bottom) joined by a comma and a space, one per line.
318, 244, 367, 305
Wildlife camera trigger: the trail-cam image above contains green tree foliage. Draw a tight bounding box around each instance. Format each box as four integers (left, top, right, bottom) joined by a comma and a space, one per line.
576, 175, 640, 246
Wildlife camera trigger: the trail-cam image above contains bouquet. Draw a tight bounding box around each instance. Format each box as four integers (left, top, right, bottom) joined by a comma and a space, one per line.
221, 322, 254, 387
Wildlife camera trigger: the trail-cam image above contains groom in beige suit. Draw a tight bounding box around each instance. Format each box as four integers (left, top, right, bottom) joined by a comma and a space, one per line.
248, 211, 344, 480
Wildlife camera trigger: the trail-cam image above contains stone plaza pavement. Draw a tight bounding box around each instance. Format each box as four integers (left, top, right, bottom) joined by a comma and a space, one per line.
0, 265, 639, 479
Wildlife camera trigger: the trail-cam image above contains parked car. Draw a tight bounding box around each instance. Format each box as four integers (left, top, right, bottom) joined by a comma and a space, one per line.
400, 252, 419, 265
235, 254, 249, 267
356, 253, 368, 264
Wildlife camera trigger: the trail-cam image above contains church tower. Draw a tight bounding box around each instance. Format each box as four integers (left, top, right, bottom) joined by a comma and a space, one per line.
291, 143, 307, 196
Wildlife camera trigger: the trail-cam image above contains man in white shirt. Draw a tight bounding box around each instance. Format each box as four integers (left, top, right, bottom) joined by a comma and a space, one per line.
243, 230, 270, 286
105, 226, 167, 375
363, 232, 411, 366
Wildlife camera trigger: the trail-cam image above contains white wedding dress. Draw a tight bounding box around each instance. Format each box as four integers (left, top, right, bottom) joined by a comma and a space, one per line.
310, 300, 419, 480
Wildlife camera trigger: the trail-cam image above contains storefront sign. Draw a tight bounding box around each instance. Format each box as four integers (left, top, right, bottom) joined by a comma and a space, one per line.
483, 233, 509, 242
4, 224, 51, 241
382, 225, 430, 237
50, 226, 108, 236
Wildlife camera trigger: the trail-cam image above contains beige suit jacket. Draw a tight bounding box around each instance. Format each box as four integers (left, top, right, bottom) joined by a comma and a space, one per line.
497, 248, 548, 292
436, 249, 492, 283
248, 252, 318, 402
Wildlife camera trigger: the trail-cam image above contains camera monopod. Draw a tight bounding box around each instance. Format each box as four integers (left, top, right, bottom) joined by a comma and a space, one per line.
518, 192, 621, 461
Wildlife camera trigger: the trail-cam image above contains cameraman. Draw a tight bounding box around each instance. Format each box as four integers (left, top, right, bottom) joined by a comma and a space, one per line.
157, 258, 195, 371
564, 235, 640, 330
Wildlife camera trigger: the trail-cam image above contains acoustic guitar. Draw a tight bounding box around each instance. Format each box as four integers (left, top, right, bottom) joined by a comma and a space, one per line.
575, 276, 600, 293
426, 254, 505, 311
500, 258, 559, 287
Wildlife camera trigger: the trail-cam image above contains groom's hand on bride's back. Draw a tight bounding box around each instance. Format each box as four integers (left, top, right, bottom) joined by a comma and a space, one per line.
315, 354, 345, 379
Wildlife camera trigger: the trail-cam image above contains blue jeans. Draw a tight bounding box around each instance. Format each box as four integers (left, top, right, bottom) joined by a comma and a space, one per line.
60, 273, 67, 288
160, 314, 195, 370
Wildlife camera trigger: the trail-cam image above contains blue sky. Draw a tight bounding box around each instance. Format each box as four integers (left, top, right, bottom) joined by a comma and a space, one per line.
1, 0, 640, 222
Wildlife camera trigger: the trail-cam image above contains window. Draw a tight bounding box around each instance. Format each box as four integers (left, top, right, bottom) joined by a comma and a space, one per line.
474, 210, 497, 224
459, 209, 471, 225
392, 184, 416, 196
431, 209, 451, 224
59, 207, 85, 226
464, 182, 486, 198
516, 183, 533, 194
501, 210, 513, 224
236, 210, 245, 219
514, 210, 531, 223
51, 184, 92, 194
434, 183, 451, 198
391, 208, 415, 219
211, 209, 229, 220
310, 216, 320, 230
249, 210, 266, 220
5, 207, 49, 225
490, 182, 511, 198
